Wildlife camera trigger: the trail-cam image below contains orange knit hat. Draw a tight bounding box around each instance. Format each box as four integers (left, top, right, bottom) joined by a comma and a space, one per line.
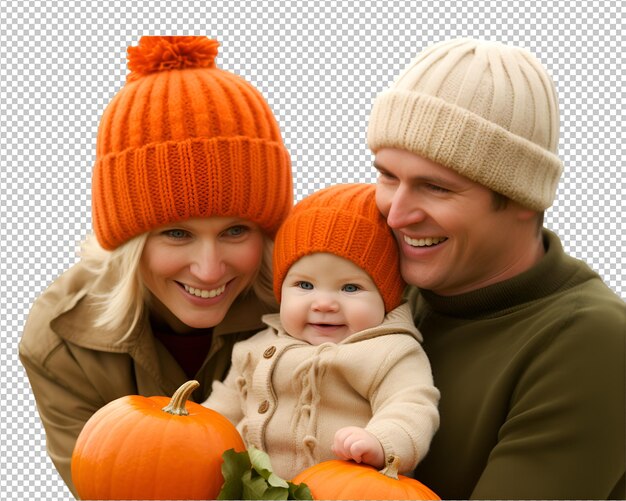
91, 36, 293, 250
273, 184, 406, 313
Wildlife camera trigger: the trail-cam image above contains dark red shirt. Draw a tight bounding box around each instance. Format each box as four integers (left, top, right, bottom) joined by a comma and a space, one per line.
153, 327, 213, 379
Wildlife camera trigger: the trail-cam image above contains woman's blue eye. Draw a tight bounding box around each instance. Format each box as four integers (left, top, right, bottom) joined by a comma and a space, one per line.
165, 229, 188, 239
342, 284, 360, 293
297, 281, 314, 290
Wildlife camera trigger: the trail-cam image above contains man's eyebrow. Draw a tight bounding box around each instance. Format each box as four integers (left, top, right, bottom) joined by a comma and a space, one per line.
417, 174, 456, 186
373, 162, 462, 188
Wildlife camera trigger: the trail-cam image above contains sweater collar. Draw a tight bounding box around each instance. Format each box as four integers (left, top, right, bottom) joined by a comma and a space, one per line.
417, 230, 595, 318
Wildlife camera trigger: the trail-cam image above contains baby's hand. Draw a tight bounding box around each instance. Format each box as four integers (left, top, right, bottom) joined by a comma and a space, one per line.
332, 426, 384, 469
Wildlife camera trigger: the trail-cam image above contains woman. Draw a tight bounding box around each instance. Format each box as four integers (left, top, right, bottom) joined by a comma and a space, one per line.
18, 36, 293, 497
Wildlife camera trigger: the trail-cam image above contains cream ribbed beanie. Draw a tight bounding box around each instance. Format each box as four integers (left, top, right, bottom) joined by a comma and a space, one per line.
368, 39, 563, 210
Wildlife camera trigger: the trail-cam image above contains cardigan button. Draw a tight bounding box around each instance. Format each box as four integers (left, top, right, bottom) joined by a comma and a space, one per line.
258, 400, 270, 414
263, 346, 276, 358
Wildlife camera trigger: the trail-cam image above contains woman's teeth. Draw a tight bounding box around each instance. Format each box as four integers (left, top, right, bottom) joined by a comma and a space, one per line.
404, 235, 448, 247
183, 283, 226, 298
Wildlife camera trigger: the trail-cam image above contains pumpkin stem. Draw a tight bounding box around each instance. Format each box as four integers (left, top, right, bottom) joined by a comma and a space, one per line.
161, 380, 200, 416
379, 455, 400, 480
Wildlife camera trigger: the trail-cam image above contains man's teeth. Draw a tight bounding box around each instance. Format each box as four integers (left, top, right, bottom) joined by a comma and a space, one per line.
404, 235, 448, 247
183, 283, 226, 298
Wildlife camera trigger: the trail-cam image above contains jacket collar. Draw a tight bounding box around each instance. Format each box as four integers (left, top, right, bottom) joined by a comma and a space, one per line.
46, 261, 271, 397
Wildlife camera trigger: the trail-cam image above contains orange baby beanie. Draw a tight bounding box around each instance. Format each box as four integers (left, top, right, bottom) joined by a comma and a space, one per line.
273, 184, 406, 313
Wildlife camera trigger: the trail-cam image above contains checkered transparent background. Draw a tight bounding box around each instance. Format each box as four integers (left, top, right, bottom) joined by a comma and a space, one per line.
1, 1, 624, 499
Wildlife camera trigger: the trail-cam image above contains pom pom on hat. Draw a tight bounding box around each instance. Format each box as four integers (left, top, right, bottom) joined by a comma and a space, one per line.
273, 184, 406, 313
127, 36, 219, 82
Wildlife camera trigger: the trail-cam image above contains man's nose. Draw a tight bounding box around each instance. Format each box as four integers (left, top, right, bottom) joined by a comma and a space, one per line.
385, 185, 427, 229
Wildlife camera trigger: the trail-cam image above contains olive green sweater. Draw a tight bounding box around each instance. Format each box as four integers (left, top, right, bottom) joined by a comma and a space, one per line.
410, 230, 625, 500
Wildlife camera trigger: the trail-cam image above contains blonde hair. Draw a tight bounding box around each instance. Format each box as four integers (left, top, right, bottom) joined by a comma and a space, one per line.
80, 233, 148, 341
80, 232, 276, 342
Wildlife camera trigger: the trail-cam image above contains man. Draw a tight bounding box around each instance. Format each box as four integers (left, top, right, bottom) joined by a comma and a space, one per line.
367, 38, 625, 499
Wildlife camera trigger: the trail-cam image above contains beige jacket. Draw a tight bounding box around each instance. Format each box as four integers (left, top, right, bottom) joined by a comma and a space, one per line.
204, 303, 440, 479
18, 261, 272, 498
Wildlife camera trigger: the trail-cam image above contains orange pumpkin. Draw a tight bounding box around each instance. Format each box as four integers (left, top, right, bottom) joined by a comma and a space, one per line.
71, 380, 245, 500
292, 456, 440, 500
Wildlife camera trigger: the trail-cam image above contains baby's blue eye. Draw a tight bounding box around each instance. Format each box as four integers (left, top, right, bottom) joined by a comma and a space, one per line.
226, 225, 247, 237
297, 281, 314, 290
342, 284, 360, 293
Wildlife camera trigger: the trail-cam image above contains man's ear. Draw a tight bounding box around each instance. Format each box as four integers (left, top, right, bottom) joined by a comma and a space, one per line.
510, 201, 540, 222
516, 208, 540, 221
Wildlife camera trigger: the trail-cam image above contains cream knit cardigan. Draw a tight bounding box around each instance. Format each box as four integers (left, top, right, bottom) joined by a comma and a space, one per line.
203, 302, 440, 478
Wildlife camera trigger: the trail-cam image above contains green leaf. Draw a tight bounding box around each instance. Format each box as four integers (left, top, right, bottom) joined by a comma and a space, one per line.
241, 470, 272, 499
288, 481, 313, 500
248, 446, 290, 488
217, 446, 313, 500
222, 448, 253, 476
247, 446, 274, 472
217, 448, 252, 500
263, 487, 291, 500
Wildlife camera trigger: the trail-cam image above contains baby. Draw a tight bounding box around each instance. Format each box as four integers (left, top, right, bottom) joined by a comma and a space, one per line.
203, 184, 440, 479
